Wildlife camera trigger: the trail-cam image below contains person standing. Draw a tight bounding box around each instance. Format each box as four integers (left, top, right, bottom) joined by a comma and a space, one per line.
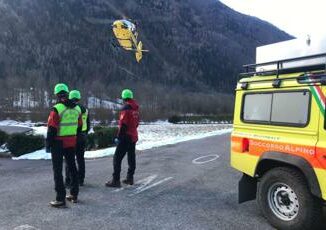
65, 90, 90, 187
46, 83, 82, 207
105, 89, 140, 187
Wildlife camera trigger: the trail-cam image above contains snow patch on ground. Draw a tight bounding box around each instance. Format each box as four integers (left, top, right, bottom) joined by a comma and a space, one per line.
12, 124, 232, 160
0, 120, 47, 137
32, 126, 48, 137
137, 128, 231, 151
0, 144, 8, 153
0, 120, 34, 127
139, 120, 169, 125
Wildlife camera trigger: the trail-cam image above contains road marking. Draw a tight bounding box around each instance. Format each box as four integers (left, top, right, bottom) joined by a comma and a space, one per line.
133, 175, 158, 192
112, 187, 125, 192
112, 175, 158, 193
14, 225, 38, 230
112, 174, 173, 195
192, 154, 220, 164
130, 177, 173, 196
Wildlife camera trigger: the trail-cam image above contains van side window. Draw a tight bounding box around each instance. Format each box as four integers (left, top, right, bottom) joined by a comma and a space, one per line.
243, 94, 272, 122
242, 91, 310, 126
271, 92, 309, 124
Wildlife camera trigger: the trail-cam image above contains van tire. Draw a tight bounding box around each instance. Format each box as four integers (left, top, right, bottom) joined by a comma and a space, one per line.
257, 167, 322, 230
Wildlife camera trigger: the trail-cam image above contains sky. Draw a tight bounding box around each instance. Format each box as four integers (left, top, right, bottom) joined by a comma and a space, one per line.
219, 0, 326, 38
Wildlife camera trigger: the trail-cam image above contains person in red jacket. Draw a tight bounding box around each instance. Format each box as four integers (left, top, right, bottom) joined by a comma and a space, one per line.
106, 89, 140, 187
46, 83, 83, 207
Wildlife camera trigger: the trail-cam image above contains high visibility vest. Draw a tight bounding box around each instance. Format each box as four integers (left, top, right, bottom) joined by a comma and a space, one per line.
54, 103, 81, 137
81, 108, 88, 132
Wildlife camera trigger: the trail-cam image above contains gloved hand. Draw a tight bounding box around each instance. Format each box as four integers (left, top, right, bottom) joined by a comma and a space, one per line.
46, 146, 51, 153
114, 138, 120, 145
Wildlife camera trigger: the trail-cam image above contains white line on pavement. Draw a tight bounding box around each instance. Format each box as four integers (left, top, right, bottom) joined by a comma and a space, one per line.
14, 225, 38, 230
112, 175, 173, 195
130, 177, 173, 196
192, 154, 220, 164
112, 175, 158, 193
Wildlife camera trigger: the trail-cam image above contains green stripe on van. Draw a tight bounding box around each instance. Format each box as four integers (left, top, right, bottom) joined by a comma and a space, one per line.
310, 85, 325, 114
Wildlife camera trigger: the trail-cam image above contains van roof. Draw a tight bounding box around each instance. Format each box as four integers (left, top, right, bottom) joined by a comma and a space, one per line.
237, 36, 326, 90
240, 53, 326, 78
237, 70, 326, 91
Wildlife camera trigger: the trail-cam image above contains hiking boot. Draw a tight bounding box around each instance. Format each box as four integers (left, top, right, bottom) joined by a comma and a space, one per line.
66, 195, 78, 203
105, 180, 121, 188
122, 178, 134, 185
49, 200, 66, 208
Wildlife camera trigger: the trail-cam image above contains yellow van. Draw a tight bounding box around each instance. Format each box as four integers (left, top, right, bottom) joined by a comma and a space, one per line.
231, 38, 326, 230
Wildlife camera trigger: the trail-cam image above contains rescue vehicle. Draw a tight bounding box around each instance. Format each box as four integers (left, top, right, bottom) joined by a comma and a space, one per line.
231, 36, 326, 230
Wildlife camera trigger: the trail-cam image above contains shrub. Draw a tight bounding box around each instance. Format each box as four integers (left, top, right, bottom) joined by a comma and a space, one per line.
86, 126, 119, 150
95, 126, 119, 149
0, 130, 8, 146
86, 133, 96, 151
168, 114, 233, 124
7, 134, 45, 157
168, 115, 181, 124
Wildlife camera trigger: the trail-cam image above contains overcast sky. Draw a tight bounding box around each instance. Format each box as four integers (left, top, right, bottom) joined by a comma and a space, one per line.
219, 0, 325, 38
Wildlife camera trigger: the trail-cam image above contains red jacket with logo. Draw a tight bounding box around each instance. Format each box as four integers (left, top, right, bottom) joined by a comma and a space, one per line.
118, 99, 140, 143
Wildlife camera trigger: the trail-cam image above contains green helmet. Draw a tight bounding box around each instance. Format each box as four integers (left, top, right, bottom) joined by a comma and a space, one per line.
121, 89, 133, 99
54, 83, 69, 95
69, 90, 81, 100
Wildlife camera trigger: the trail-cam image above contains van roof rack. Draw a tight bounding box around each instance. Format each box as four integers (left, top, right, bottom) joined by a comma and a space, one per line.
240, 53, 326, 78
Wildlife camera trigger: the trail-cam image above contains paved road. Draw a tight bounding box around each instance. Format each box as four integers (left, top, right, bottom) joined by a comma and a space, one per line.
0, 134, 321, 230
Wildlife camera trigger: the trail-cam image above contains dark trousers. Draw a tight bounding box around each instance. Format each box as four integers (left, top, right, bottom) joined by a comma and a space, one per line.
112, 140, 136, 181
51, 141, 79, 202
66, 134, 86, 185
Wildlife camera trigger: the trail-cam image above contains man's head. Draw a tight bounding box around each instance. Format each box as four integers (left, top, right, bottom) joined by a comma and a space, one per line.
121, 89, 133, 102
69, 90, 81, 103
54, 83, 69, 100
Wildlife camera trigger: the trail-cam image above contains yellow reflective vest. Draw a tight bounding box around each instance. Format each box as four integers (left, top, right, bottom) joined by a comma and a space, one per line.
54, 103, 81, 137
81, 107, 88, 132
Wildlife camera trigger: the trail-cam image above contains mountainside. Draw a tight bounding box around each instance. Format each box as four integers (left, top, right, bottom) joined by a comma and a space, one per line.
0, 0, 292, 119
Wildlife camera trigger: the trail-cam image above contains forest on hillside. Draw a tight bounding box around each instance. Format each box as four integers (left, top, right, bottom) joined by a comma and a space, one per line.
0, 0, 292, 121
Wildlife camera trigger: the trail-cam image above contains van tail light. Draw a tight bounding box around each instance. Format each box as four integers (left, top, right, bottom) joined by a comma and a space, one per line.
242, 138, 249, 152
231, 136, 250, 153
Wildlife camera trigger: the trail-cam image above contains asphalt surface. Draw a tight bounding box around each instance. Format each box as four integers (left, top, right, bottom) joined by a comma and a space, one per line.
0, 133, 320, 230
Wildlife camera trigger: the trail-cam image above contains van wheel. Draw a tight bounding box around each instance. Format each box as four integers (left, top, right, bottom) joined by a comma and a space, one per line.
257, 167, 322, 230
